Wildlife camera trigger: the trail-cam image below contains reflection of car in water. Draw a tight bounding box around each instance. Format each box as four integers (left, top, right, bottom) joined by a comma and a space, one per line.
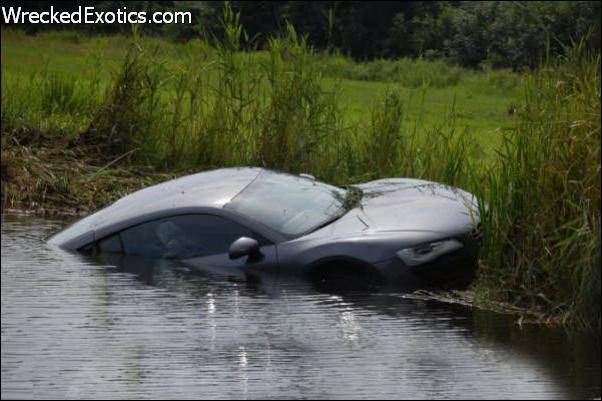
93, 251, 600, 400
48, 167, 482, 289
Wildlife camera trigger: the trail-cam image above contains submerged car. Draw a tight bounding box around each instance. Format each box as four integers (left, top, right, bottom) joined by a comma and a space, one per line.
48, 167, 482, 289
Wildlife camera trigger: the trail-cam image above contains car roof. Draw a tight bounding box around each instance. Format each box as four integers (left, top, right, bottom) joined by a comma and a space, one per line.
112, 166, 262, 211
49, 167, 263, 248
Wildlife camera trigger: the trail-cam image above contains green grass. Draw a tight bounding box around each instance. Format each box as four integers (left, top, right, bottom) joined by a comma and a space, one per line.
474, 43, 601, 327
0, 27, 518, 158
330, 78, 515, 155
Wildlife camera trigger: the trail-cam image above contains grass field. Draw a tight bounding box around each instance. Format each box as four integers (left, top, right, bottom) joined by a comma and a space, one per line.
0, 27, 519, 157
0, 14, 599, 330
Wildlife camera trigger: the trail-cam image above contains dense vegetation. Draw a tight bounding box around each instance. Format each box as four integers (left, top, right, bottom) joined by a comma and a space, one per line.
1, 3, 600, 329
2, 1, 600, 69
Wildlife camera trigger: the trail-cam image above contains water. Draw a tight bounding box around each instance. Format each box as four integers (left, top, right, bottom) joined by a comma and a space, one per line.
2, 212, 600, 399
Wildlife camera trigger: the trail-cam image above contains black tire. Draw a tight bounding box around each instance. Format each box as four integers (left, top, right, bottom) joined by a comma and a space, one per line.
308, 262, 384, 292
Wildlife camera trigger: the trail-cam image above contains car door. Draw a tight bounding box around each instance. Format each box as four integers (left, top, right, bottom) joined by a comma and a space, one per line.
97, 214, 279, 275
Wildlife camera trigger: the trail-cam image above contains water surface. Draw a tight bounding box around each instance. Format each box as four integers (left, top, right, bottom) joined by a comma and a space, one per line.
1, 212, 600, 399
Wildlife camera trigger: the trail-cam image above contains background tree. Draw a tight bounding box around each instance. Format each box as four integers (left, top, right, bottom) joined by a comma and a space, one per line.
2, 1, 600, 69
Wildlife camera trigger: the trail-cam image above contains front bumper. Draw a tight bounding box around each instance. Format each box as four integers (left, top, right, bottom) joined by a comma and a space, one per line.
374, 232, 480, 290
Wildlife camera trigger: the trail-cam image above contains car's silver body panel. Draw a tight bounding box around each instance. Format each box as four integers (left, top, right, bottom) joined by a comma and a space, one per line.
301, 177, 478, 240
48, 168, 268, 249
48, 168, 482, 287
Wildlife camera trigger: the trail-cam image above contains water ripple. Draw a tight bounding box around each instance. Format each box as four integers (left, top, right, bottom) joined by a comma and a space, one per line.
1, 213, 600, 399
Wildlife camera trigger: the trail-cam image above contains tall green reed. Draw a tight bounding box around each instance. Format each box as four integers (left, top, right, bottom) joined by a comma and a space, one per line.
84, 32, 164, 163
360, 87, 473, 186
257, 24, 344, 179
476, 44, 600, 327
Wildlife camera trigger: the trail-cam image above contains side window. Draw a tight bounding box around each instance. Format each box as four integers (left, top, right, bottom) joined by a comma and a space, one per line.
97, 234, 122, 253
119, 219, 168, 258
118, 214, 266, 259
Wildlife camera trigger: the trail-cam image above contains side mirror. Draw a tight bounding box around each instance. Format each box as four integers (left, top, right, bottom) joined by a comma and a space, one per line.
228, 237, 260, 260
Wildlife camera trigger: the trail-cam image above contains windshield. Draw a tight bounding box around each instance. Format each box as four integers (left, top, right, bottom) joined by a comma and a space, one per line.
225, 170, 358, 237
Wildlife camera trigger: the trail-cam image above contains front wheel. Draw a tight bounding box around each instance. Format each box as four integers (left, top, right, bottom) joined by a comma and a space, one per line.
308, 263, 384, 292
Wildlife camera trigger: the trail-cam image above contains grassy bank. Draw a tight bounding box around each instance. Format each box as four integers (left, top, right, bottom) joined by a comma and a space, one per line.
475, 44, 601, 328
0, 26, 518, 156
1, 8, 599, 329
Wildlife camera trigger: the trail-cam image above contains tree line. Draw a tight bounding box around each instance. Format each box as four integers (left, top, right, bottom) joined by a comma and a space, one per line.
2, 1, 600, 69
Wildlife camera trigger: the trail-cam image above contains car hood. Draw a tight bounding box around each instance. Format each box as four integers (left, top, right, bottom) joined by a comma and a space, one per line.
357, 178, 479, 233
305, 178, 480, 239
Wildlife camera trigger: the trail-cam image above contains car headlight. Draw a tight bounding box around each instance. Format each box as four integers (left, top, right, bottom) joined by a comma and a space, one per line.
396, 239, 463, 266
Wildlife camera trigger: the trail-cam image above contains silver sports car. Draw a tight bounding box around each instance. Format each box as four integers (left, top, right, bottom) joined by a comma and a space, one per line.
48, 168, 482, 289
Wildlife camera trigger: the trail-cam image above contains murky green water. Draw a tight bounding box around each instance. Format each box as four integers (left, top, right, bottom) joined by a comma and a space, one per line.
1, 212, 600, 399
